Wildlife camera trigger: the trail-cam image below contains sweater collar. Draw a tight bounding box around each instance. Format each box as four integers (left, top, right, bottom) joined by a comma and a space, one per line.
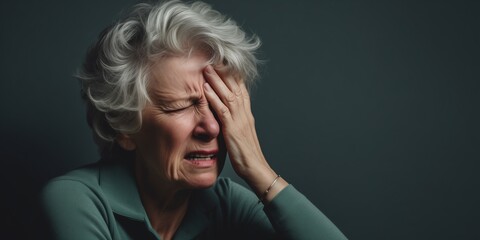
99, 159, 146, 221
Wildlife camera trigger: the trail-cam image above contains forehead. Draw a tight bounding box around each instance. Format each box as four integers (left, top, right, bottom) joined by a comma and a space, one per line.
149, 53, 209, 100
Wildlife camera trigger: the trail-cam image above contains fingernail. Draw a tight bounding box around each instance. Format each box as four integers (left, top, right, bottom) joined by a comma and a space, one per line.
204, 82, 211, 92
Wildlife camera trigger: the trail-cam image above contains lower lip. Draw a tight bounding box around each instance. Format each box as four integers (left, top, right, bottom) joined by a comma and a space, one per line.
184, 158, 217, 168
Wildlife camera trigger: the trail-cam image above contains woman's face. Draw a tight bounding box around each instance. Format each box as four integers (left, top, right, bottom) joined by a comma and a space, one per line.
128, 52, 225, 190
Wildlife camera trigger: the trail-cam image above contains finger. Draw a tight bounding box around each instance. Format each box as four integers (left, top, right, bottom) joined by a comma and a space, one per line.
238, 80, 252, 111
204, 65, 236, 104
204, 66, 242, 105
215, 66, 242, 98
203, 82, 232, 123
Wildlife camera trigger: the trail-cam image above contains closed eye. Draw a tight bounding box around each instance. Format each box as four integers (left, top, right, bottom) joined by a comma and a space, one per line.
164, 105, 193, 113
160, 97, 202, 114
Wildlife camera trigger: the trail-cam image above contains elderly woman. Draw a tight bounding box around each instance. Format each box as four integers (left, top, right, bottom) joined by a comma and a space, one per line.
41, 1, 347, 239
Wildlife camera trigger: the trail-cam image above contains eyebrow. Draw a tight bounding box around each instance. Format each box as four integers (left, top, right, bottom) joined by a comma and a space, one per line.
154, 93, 202, 105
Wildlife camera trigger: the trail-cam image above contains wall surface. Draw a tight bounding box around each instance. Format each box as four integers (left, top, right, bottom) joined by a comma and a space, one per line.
1, 0, 478, 239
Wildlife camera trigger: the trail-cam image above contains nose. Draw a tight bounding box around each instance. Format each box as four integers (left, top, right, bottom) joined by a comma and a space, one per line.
193, 105, 220, 142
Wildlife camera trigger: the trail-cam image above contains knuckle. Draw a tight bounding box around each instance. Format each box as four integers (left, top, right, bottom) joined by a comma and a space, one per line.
220, 107, 231, 117
234, 88, 242, 97
226, 93, 236, 103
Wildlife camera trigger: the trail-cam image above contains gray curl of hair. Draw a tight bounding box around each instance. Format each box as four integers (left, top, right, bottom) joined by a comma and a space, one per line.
77, 0, 261, 159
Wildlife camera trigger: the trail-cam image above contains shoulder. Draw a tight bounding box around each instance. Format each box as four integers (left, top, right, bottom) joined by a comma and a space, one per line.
41, 162, 107, 214
42, 162, 102, 199
40, 162, 114, 239
40, 161, 113, 224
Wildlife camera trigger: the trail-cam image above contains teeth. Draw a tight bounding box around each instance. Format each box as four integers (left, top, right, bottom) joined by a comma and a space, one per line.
186, 154, 215, 160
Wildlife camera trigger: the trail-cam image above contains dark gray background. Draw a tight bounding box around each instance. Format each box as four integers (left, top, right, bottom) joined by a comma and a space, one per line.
1, 0, 478, 239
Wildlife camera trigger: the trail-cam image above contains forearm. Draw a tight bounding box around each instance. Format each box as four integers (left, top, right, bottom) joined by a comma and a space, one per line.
264, 185, 348, 240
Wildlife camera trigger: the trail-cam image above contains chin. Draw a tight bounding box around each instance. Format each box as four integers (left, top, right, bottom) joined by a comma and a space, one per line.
186, 172, 218, 189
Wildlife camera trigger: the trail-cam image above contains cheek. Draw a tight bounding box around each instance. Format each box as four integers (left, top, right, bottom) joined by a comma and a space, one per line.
164, 115, 196, 146
159, 116, 196, 179
154, 115, 196, 163
136, 114, 192, 158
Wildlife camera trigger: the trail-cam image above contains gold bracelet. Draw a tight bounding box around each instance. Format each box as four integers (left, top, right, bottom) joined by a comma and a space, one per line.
258, 175, 281, 204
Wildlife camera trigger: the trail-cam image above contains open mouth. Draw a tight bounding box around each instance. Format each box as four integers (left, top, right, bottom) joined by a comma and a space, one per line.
184, 151, 218, 167
185, 153, 216, 161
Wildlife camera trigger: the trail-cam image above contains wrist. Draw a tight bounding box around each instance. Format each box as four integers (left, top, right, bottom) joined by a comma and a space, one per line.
239, 165, 288, 204
260, 176, 288, 204
258, 174, 281, 203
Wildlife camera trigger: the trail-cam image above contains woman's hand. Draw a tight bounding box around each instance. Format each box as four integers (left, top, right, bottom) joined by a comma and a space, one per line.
203, 65, 287, 203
